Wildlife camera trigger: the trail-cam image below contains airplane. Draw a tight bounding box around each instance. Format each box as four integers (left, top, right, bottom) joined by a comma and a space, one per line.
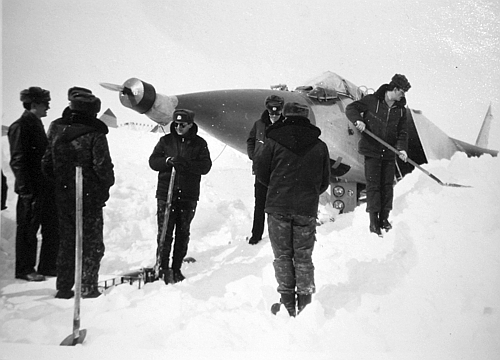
100, 71, 498, 213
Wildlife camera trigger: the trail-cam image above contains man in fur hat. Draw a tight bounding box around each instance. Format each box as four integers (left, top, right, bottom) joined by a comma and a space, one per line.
246, 94, 285, 245
254, 102, 330, 316
149, 109, 212, 284
8, 87, 59, 282
346, 74, 411, 236
42, 87, 115, 299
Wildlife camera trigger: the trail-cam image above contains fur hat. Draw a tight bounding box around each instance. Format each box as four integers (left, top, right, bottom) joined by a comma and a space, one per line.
389, 74, 411, 92
68, 87, 101, 114
283, 102, 309, 118
20, 87, 51, 104
173, 109, 195, 123
265, 95, 285, 113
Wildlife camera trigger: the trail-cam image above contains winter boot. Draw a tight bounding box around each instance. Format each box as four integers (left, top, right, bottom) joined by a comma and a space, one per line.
379, 210, 392, 232
55, 289, 74, 299
82, 284, 102, 299
172, 269, 185, 283
248, 236, 262, 245
369, 212, 382, 236
271, 293, 296, 317
297, 294, 312, 314
161, 268, 172, 284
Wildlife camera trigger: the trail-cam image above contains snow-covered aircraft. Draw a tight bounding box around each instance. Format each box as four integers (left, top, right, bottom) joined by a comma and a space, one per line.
101, 71, 498, 212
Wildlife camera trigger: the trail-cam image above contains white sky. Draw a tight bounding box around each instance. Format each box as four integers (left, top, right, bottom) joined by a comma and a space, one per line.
2, 0, 500, 146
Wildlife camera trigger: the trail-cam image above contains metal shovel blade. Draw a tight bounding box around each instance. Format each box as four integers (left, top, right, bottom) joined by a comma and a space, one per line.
60, 329, 87, 346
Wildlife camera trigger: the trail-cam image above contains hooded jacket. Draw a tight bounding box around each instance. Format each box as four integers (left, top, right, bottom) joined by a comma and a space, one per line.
42, 108, 115, 208
254, 116, 330, 217
345, 84, 408, 159
8, 110, 49, 195
149, 122, 212, 202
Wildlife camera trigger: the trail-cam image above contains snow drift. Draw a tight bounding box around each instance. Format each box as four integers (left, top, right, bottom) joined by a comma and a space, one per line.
1, 127, 499, 360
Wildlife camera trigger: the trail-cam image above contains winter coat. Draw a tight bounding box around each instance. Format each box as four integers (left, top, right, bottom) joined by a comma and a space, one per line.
345, 84, 408, 159
42, 108, 115, 209
8, 110, 49, 195
149, 122, 212, 202
254, 116, 331, 217
246, 111, 284, 165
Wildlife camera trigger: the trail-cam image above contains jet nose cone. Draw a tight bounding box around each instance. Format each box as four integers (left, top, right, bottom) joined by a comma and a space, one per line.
175, 89, 309, 154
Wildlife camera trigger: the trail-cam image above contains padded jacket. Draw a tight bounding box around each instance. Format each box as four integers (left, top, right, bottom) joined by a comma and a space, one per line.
255, 116, 330, 217
246, 111, 284, 170
42, 108, 115, 208
345, 84, 408, 160
149, 122, 212, 201
8, 110, 49, 195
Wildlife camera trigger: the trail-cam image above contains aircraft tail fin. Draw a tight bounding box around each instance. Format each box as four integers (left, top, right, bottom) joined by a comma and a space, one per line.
475, 104, 493, 148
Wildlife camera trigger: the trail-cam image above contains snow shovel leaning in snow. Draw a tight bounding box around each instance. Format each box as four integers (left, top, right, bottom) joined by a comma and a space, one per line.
61, 166, 87, 346
363, 129, 471, 188
153, 167, 177, 283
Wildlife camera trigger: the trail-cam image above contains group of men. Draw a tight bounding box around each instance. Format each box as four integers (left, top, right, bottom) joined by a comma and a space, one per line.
8, 86, 115, 299
6, 85, 213, 299
245, 74, 411, 315
7, 73, 410, 315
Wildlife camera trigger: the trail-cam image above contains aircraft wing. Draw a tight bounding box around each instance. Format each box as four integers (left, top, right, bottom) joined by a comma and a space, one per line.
409, 109, 498, 160
450, 138, 498, 157
409, 109, 460, 160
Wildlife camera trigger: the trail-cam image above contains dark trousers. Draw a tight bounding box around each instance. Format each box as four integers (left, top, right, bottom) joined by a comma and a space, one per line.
364, 156, 396, 213
56, 201, 104, 291
267, 213, 316, 295
251, 178, 267, 239
15, 188, 59, 276
156, 199, 197, 272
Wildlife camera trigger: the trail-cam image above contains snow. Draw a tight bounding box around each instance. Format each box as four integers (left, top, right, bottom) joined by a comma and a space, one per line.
1, 127, 499, 360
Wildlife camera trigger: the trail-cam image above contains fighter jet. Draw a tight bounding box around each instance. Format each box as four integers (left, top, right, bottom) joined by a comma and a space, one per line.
101, 71, 498, 212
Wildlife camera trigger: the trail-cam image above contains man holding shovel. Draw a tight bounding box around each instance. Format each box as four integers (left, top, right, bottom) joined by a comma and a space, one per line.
346, 74, 411, 236
149, 109, 212, 283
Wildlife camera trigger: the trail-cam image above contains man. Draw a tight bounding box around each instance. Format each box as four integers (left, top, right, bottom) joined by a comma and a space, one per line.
246, 95, 285, 245
345, 74, 410, 236
149, 109, 212, 283
255, 102, 330, 316
8, 87, 59, 281
42, 87, 115, 299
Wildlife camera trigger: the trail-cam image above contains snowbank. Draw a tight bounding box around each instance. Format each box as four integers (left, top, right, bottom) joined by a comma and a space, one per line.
1, 128, 499, 360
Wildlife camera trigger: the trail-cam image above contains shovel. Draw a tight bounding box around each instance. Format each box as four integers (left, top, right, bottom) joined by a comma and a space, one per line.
154, 167, 177, 282
61, 166, 87, 346
363, 129, 471, 188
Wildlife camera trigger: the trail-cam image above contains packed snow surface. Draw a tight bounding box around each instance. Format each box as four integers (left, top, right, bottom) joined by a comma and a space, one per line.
1, 128, 499, 360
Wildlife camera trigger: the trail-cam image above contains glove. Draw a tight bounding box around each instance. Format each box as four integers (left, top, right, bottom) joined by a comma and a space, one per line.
354, 121, 366, 132
398, 150, 408, 162
167, 156, 190, 171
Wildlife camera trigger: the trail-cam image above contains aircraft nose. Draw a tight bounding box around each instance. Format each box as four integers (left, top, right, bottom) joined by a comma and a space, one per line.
104, 78, 310, 154
175, 89, 309, 154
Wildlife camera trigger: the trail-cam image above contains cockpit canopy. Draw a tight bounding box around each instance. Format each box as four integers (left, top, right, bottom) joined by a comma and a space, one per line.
290, 71, 373, 103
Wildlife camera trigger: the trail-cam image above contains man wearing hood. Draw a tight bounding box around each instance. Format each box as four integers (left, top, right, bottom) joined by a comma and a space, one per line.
8, 86, 60, 281
246, 94, 285, 245
255, 102, 330, 316
42, 87, 115, 299
346, 74, 410, 236
149, 109, 212, 283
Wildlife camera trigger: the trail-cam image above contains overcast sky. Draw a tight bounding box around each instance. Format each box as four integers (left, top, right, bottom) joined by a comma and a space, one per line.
2, 0, 499, 147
